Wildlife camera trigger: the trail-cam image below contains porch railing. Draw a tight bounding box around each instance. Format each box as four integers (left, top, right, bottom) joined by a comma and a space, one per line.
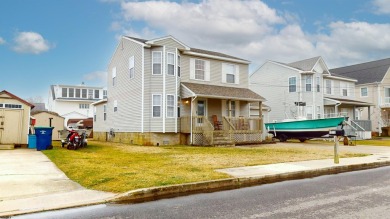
324, 112, 349, 118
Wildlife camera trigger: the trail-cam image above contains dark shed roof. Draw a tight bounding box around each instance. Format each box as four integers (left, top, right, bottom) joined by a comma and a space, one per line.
330, 58, 390, 85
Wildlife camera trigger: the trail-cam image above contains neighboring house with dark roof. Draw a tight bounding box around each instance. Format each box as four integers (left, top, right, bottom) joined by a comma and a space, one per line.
250, 56, 373, 139
330, 58, 390, 135
31, 103, 47, 112
48, 84, 107, 122
93, 35, 266, 146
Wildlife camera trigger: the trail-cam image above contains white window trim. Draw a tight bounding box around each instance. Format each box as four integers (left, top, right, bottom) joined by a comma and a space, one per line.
360, 87, 368, 97
305, 75, 312, 92
316, 76, 320, 92
129, 56, 135, 79
177, 55, 181, 78
166, 94, 175, 118
222, 63, 239, 84
152, 51, 162, 75
167, 52, 175, 76
190, 58, 210, 81
325, 79, 333, 95
288, 76, 297, 93
152, 94, 162, 118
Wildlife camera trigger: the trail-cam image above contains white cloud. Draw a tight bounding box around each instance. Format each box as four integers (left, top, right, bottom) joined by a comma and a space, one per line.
372, 0, 390, 14
83, 71, 107, 86
0, 37, 5, 45
112, 0, 390, 70
13, 31, 52, 54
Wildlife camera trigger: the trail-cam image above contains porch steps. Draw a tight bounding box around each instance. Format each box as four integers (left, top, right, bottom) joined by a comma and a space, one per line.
212, 132, 235, 147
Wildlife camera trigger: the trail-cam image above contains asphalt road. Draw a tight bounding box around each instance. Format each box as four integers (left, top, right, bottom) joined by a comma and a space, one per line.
13, 166, 390, 219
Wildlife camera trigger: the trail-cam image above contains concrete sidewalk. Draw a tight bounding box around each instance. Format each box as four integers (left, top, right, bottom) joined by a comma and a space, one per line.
2, 145, 390, 217
0, 149, 115, 217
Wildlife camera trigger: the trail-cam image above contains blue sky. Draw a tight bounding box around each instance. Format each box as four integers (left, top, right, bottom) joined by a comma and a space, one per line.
1, 0, 390, 102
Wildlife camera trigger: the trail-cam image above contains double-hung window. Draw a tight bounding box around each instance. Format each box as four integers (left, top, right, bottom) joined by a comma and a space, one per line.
62, 88, 67, 98
340, 82, 348, 96
152, 52, 162, 75
361, 87, 368, 97
289, 77, 296, 93
103, 104, 107, 121
166, 95, 174, 118
195, 59, 205, 80
152, 94, 162, 117
325, 79, 332, 94
69, 88, 74, 98
316, 77, 320, 92
226, 101, 236, 117
75, 89, 81, 98
177, 55, 181, 77
94, 90, 99, 99
129, 56, 135, 79
82, 89, 87, 98
305, 75, 312, 92
167, 53, 175, 76
223, 63, 236, 84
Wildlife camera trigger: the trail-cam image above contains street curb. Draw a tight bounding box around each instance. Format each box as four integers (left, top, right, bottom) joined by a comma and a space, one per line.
109, 160, 390, 204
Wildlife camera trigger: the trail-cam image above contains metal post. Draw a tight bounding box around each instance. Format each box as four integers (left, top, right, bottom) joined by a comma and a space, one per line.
334, 136, 339, 164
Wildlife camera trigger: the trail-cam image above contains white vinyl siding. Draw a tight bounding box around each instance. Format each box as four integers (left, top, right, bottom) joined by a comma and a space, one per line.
222, 63, 239, 84
306, 106, 313, 119
129, 56, 135, 79
152, 94, 162, 117
166, 94, 174, 118
152, 51, 162, 75
190, 58, 210, 81
167, 53, 175, 76
289, 77, 296, 93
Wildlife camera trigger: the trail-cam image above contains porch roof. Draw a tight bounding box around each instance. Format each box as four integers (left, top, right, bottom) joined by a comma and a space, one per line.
181, 82, 266, 102
324, 97, 374, 107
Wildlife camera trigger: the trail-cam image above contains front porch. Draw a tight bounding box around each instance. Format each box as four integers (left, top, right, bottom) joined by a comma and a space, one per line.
180, 116, 263, 146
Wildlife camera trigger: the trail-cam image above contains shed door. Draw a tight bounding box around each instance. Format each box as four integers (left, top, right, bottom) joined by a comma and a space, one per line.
0, 109, 23, 144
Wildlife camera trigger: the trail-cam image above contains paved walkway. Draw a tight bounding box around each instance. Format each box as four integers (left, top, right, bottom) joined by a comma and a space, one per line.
2, 144, 390, 217
0, 149, 115, 217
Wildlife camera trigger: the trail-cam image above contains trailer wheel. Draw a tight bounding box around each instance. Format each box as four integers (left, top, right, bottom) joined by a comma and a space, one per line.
279, 134, 288, 142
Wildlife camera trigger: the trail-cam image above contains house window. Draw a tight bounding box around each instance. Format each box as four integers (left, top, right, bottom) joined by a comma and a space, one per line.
167, 53, 175, 76
226, 101, 236, 117
129, 56, 135, 79
325, 80, 332, 94
112, 67, 116, 86
62, 88, 67, 98
316, 77, 320, 92
305, 75, 312, 92
69, 88, 74, 98
316, 106, 321, 119
223, 63, 237, 84
152, 94, 162, 117
177, 55, 181, 77
361, 87, 368, 97
4, 104, 22, 109
195, 59, 205, 80
340, 82, 348, 96
79, 104, 89, 109
94, 90, 99, 99
76, 89, 81, 98
289, 77, 296, 92
103, 90, 107, 99
82, 89, 87, 98
177, 96, 181, 118
152, 51, 162, 75
88, 89, 93, 99
166, 95, 174, 118
306, 106, 313, 119
103, 104, 107, 121
114, 100, 118, 112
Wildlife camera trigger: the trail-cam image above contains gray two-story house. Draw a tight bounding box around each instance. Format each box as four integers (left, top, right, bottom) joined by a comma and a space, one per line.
93, 36, 265, 146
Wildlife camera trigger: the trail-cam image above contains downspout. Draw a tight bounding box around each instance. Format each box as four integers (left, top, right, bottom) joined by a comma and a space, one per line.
190, 96, 197, 145
377, 82, 382, 135
335, 102, 341, 117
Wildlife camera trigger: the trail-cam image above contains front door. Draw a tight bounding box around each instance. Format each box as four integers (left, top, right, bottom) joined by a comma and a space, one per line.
197, 100, 206, 125
0, 109, 23, 144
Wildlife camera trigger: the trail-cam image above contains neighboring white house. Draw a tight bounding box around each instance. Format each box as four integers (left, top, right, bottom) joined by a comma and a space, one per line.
250, 56, 373, 139
93, 35, 266, 146
48, 84, 107, 123
330, 58, 390, 136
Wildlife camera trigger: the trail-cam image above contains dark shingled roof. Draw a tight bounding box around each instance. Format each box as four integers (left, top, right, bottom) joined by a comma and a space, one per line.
330, 58, 390, 85
124, 36, 248, 62
181, 82, 265, 101
287, 56, 321, 71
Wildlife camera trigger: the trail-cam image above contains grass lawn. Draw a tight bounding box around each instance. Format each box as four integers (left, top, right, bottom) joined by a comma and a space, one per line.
43, 141, 366, 193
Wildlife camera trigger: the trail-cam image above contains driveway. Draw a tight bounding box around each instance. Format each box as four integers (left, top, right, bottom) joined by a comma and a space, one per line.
0, 149, 115, 216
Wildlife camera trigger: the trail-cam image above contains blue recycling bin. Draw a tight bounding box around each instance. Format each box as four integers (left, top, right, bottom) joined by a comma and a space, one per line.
34, 127, 54, 151
28, 134, 37, 149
